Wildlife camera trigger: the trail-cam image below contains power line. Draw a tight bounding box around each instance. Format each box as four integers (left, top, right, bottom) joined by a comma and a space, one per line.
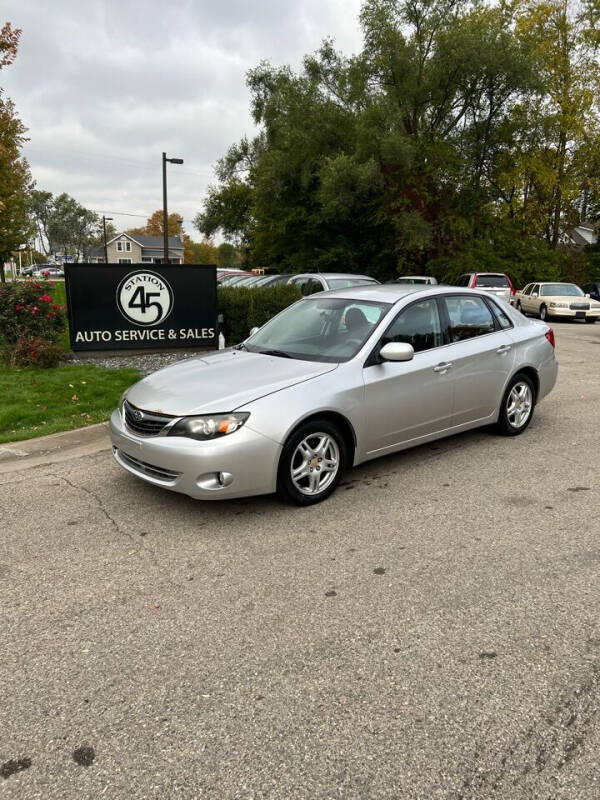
89, 209, 148, 218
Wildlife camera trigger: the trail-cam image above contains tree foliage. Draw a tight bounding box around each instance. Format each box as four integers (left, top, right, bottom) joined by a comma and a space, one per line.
0, 23, 33, 281
196, 0, 600, 284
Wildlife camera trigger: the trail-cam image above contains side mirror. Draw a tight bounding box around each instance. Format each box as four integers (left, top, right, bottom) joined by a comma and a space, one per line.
249, 326, 260, 337
585, 293, 590, 298
532, 293, 538, 298
379, 342, 414, 362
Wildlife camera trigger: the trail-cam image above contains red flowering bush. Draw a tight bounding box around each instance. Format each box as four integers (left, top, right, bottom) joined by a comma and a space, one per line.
0, 278, 67, 344
5, 336, 63, 367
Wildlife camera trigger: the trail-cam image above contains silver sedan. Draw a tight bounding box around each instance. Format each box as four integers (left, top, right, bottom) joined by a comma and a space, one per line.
110, 285, 558, 505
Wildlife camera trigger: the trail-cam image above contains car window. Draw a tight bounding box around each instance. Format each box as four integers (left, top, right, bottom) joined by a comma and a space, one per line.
382, 298, 444, 353
475, 274, 509, 288
289, 276, 311, 287
531, 284, 540, 295
522, 284, 532, 295
488, 300, 513, 329
444, 296, 496, 342
540, 283, 584, 297
303, 279, 324, 295
246, 297, 391, 362
326, 278, 377, 289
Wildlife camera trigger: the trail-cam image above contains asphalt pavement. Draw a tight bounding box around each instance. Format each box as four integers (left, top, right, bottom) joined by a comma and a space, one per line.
1, 321, 599, 799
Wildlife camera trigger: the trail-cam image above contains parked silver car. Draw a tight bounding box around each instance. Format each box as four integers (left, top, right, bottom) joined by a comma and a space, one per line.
110, 285, 558, 505
287, 272, 379, 294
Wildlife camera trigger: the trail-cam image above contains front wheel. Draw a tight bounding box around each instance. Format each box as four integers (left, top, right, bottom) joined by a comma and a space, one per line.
495, 373, 536, 437
277, 419, 348, 505
539, 305, 549, 322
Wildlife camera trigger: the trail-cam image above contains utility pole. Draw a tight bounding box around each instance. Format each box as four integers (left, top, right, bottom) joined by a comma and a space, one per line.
102, 216, 113, 264
162, 152, 184, 264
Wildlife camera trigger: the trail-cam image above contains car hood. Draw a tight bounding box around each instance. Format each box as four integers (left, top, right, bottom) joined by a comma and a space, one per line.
126, 349, 338, 416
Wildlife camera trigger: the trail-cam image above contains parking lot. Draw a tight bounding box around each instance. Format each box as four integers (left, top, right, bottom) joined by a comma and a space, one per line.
1, 320, 599, 799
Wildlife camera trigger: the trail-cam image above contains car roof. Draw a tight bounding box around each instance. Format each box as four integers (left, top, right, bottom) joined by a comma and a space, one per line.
294, 272, 377, 280
310, 283, 522, 306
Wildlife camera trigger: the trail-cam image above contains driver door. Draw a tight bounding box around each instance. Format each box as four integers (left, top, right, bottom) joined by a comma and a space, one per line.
362, 297, 455, 456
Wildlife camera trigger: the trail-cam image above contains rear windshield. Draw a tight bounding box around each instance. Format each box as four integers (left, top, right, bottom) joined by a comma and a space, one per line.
540, 284, 583, 297
475, 275, 509, 288
327, 278, 378, 289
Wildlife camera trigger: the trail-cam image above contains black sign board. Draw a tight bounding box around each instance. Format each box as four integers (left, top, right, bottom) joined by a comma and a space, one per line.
64, 264, 217, 351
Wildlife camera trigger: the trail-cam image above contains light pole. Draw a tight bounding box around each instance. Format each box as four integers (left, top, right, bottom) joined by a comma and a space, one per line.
162, 152, 184, 264
102, 216, 113, 264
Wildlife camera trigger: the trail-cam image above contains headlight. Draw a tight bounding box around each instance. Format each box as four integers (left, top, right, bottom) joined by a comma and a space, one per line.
119, 390, 128, 411
168, 412, 250, 441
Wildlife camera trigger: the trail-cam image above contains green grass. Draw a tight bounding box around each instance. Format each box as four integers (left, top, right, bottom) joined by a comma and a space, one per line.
49, 281, 70, 350
0, 363, 140, 443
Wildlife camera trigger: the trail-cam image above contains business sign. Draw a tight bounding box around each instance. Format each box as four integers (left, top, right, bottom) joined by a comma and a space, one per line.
64, 264, 217, 351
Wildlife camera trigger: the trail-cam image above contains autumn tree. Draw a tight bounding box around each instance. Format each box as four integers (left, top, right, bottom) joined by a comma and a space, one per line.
128, 210, 183, 237
0, 23, 34, 282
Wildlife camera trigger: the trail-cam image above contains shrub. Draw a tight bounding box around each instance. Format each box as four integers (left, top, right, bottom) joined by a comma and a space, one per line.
5, 336, 64, 368
0, 276, 67, 344
218, 285, 302, 344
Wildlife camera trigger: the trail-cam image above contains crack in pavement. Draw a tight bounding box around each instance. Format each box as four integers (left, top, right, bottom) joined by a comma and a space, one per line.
458, 656, 600, 798
49, 472, 160, 568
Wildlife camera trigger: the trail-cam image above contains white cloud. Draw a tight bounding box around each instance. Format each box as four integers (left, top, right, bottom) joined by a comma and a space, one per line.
3, 0, 363, 238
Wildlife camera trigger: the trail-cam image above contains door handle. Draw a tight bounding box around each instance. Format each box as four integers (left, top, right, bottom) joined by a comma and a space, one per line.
496, 345, 512, 354
433, 362, 452, 373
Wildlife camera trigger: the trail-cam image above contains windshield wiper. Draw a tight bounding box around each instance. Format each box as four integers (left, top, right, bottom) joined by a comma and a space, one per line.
259, 349, 295, 359
234, 342, 247, 350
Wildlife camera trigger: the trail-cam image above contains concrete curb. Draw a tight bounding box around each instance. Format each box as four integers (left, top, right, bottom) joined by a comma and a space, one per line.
0, 422, 112, 474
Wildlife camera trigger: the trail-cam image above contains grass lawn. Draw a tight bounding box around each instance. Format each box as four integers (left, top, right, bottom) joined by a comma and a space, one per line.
0, 363, 140, 443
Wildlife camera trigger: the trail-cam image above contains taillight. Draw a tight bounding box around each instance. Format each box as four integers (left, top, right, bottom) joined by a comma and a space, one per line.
507, 276, 516, 296
469, 274, 477, 288
545, 329, 555, 348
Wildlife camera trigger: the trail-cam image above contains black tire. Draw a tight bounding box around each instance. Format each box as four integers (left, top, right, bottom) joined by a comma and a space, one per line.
495, 373, 536, 437
585, 317, 596, 324
277, 418, 348, 505
516, 301, 522, 313
539, 305, 549, 322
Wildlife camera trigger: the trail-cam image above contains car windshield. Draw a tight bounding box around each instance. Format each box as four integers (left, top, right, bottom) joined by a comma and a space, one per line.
326, 278, 378, 289
540, 284, 584, 297
244, 297, 392, 363
475, 275, 509, 287
395, 277, 428, 284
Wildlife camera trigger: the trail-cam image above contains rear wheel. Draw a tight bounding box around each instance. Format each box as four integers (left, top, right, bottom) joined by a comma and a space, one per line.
277, 419, 348, 505
516, 301, 522, 313
496, 373, 536, 436
585, 317, 596, 324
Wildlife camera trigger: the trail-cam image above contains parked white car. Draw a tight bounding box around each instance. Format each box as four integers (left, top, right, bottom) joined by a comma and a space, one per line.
515, 282, 600, 323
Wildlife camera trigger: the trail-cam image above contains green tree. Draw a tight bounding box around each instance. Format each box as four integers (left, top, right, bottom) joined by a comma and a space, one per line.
46, 193, 100, 260
217, 241, 239, 267
196, 1, 535, 278
495, 0, 600, 247
0, 23, 34, 282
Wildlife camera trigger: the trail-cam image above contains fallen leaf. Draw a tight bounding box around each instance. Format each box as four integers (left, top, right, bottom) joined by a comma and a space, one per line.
152, 602, 161, 611
71, 394, 78, 402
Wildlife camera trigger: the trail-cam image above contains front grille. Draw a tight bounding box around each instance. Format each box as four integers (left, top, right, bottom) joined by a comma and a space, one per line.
116, 449, 181, 483
570, 302, 590, 310
123, 400, 174, 436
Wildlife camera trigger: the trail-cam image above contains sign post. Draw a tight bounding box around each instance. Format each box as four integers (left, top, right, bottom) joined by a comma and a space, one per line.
64, 264, 218, 351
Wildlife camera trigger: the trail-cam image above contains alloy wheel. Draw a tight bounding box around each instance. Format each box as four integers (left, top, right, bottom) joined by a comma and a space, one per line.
290, 433, 340, 496
506, 382, 533, 429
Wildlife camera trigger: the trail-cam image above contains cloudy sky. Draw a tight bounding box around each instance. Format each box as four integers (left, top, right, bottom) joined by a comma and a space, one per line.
2, 0, 364, 241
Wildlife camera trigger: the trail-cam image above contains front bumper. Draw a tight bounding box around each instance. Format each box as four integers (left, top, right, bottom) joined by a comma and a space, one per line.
547, 307, 600, 319
109, 409, 281, 500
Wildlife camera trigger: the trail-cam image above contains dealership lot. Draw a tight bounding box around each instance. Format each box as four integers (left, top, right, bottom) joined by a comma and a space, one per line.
1, 322, 599, 799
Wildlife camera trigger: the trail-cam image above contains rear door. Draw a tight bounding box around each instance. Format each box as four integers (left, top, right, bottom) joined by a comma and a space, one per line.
439, 294, 516, 426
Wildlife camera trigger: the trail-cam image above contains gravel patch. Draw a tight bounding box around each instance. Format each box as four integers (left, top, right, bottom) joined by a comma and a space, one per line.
63, 349, 214, 376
